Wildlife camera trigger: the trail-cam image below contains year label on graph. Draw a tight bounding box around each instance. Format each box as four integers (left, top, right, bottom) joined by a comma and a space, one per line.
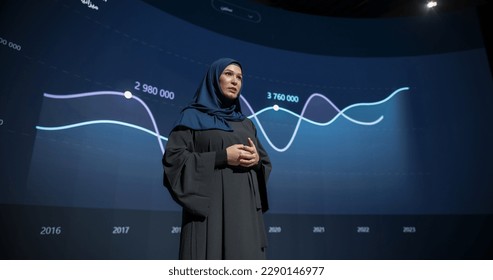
112, 226, 130, 234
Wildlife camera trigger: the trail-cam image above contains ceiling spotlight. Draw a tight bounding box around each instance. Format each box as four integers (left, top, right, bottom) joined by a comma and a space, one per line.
426, 1, 438, 8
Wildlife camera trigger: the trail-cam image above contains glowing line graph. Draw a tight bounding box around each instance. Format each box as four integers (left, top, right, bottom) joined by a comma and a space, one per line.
241, 86, 409, 152
36, 119, 168, 140
36, 87, 409, 153
37, 92, 165, 153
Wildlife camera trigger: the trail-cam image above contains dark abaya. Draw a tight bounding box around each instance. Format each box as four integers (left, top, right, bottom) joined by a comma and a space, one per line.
163, 118, 271, 259
162, 57, 272, 259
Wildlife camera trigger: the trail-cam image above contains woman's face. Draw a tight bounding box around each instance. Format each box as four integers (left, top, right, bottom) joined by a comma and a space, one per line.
219, 64, 242, 100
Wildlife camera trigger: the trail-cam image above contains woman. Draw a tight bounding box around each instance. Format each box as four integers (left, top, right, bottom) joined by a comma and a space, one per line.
162, 58, 272, 260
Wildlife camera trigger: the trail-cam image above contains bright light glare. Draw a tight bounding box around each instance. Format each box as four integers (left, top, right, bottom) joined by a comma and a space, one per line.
427, 1, 438, 8
273, 104, 280, 111
124, 91, 133, 99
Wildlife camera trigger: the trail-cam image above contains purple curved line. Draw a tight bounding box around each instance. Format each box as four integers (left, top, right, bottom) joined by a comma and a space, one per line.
239, 95, 257, 118
241, 92, 341, 118
43, 91, 165, 154
240, 93, 346, 152
301, 93, 342, 115
282, 93, 342, 152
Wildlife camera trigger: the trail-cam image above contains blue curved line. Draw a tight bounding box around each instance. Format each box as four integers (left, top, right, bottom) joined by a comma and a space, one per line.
249, 107, 383, 126
247, 87, 408, 126
274, 107, 383, 126
341, 87, 409, 112
36, 120, 168, 141
38, 87, 409, 153
243, 87, 409, 152
43, 91, 165, 153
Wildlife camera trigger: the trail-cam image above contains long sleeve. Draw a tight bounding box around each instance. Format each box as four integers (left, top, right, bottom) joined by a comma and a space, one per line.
162, 128, 215, 218
250, 121, 272, 213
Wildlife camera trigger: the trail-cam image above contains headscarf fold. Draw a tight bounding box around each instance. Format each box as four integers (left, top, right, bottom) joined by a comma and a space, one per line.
171, 58, 245, 131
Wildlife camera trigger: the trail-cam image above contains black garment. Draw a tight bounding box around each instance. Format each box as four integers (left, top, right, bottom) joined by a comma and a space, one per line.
163, 118, 272, 259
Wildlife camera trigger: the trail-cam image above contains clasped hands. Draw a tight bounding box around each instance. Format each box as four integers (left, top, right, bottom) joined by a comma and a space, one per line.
226, 137, 259, 168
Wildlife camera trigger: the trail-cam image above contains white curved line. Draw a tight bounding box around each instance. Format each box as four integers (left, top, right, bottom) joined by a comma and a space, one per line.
241, 87, 409, 152
43, 91, 165, 154
36, 120, 168, 141
39, 87, 409, 154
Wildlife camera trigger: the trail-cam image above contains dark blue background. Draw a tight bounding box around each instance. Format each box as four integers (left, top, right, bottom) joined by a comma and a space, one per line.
1, 0, 492, 259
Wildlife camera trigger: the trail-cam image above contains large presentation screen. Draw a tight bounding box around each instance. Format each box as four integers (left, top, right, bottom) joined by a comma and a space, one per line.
1, 0, 492, 259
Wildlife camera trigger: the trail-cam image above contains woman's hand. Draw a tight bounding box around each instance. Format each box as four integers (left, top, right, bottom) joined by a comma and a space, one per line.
226, 138, 259, 167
